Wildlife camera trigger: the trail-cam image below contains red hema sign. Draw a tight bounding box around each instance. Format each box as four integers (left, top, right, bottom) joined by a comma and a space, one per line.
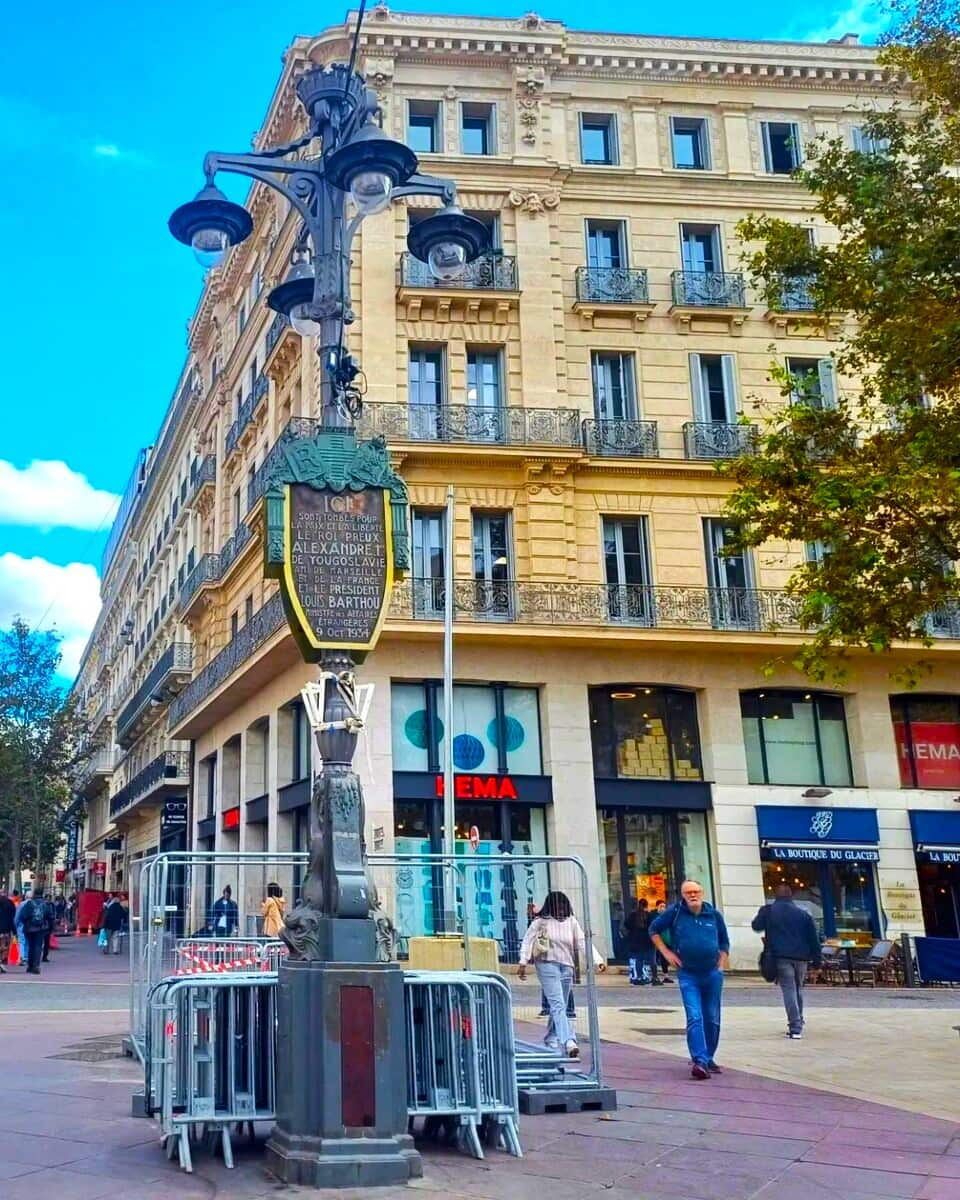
894, 722, 960, 789
434, 774, 519, 800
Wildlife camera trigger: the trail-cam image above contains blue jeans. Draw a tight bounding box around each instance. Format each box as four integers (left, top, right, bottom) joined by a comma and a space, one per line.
628, 947, 656, 984
677, 967, 723, 1066
536, 960, 575, 1047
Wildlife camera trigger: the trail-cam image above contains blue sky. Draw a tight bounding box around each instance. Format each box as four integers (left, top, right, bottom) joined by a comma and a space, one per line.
0, 0, 886, 678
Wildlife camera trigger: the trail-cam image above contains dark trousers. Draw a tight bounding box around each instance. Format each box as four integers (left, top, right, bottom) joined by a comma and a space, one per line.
25, 932, 44, 973
42, 930, 51, 961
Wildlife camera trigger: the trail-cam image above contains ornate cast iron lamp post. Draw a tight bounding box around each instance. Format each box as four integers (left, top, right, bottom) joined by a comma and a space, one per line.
169, 58, 488, 1188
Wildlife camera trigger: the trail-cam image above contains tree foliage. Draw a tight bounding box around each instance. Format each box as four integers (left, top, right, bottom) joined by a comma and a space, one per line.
725, 0, 960, 681
0, 619, 90, 888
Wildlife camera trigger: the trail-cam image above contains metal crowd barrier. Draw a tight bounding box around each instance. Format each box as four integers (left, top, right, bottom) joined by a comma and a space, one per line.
143, 969, 521, 1173
173, 937, 286, 976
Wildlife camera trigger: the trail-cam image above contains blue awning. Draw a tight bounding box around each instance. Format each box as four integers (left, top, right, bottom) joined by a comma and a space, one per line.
911, 810, 960, 862
756, 805, 879, 845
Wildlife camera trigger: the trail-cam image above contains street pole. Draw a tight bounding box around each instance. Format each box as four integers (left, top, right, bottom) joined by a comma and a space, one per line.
442, 485, 456, 932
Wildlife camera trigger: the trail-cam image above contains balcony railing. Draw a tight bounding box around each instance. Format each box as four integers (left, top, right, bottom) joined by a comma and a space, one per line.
575, 266, 649, 305
927, 603, 960, 639
116, 643, 194, 747
110, 750, 190, 820
187, 454, 216, 504
671, 270, 747, 309
358, 403, 581, 448
390, 579, 807, 633
219, 523, 254, 576
179, 553, 220, 613
683, 421, 758, 460
265, 311, 290, 357
75, 748, 119, 795
399, 252, 518, 291
582, 418, 659, 458
775, 275, 817, 312
169, 594, 286, 729
225, 374, 269, 458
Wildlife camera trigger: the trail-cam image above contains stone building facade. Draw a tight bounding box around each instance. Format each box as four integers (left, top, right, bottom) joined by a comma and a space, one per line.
71, 11, 960, 964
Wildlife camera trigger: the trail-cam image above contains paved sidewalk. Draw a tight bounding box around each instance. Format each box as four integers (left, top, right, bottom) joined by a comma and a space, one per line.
2, 939, 960, 1199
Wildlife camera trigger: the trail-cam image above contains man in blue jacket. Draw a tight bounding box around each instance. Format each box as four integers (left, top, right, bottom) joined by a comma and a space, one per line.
650, 880, 729, 1080
752, 884, 822, 1039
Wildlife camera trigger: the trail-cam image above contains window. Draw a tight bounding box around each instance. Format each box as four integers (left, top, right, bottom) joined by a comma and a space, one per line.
586, 220, 626, 269
201, 753, 217, 817
461, 102, 495, 155
232, 488, 241, 530
211, 357, 220, 387
690, 353, 736, 423
580, 113, 618, 165
762, 121, 802, 174
234, 389, 242, 421
589, 686, 703, 781
603, 517, 653, 624
248, 358, 257, 397
891, 694, 960, 789
246, 466, 256, 511
704, 519, 756, 629
472, 511, 512, 616
592, 352, 638, 421
407, 100, 441, 154
391, 681, 542, 774
408, 345, 445, 438
741, 690, 853, 785
412, 509, 445, 616
680, 223, 722, 275
671, 117, 710, 169
245, 595, 254, 624
237, 302, 247, 336
230, 611, 239, 638
805, 539, 831, 566
787, 357, 837, 410
292, 700, 311, 781
853, 127, 890, 156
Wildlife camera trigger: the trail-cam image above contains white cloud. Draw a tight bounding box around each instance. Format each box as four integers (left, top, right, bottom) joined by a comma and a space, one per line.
796, 0, 891, 44
91, 140, 153, 167
0, 460, 119, 532
0, 554, 102, 678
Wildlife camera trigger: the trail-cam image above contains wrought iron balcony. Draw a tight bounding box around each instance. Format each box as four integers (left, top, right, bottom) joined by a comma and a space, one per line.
575, 266, 649, 305
187, 454, 216, 504
252, 370, 269, 412
168, 594, 285, 730
219, 523, 254, 576
116, 643, 193, 747
683, 421, 758, 460
178, 553, 220, 613
225, 374, 269, 458
775, 275, 817, 312
582, 418, 659, 458
927, 603, 960, 639
399, 252, 518, 291
75, 748, 119, 798
110, 750, 190, 820
265, 311, 290, 357
358, 403, 581, 448
671, 270, 747, 309
390, 579, 806, 634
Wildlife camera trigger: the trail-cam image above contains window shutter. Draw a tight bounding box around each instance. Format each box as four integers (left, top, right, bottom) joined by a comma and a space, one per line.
689, 353, 706, 421
720, 355, 738, 420
790, 123, 803, 167
761, 122, 773, 171
817, 359, 837, 409
852, 126, 865, 153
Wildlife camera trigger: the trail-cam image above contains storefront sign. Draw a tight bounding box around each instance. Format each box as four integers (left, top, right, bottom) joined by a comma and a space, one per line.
434, 774, 519, 800
66, 821, 79, 870
55, 869, 65, 883
923, 849, 960, 864
91, 861, 107, 877
104, 837, 123, 851
910, 813, 960, 863
756, 805, 880, 846
894, 721, 960, 789
882, 886, 922, 924
222, 807, 241, 832
765, 846, 880, 862
160, 799, 188, 837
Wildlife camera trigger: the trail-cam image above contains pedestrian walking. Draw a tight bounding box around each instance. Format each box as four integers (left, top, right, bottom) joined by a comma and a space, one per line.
210, 885, 239, 936
102, 894, 127, 954
653, 899, 673, 983
0, 886, 15, 974
41, 893, 56, 962
518, 890, 605, 1059
260, 882, 286, 937
752, 883, 822, 1040
650, 880, 729, 1080
12, 891, 27, 965
622, 898, 658, 985
16, 888, 49, 975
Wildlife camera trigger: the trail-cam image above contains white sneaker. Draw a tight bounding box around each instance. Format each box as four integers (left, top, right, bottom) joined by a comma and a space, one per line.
565, 1040, 580, 1059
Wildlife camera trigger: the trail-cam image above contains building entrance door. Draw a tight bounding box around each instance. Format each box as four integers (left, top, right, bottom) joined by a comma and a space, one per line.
918, 860, 960, 938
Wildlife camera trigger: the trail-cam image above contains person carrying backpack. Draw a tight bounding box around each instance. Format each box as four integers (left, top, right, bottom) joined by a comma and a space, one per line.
17, 888, 49, 975
650, 880, 730, 1080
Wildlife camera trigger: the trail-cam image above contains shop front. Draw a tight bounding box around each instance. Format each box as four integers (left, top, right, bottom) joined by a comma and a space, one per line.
588, 685, 714, 960
910, 810, 960, 938
756, 805, 881, 943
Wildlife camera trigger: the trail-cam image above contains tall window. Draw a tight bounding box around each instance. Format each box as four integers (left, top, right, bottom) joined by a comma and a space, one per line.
690, 354, 736, 423
671, 117, 710, 169
853, 127, 890, 156
787, 357, 837, 410
891, 694, 960, 789
592, 352, 637, 422
586, 220, 626, 269
589, 686, 703, 781
580, 113, 618, 165
291, 700, 311, 782
391, 681, 542, 775
230, 611, 239, 638
472, 511, 512, 616
232, 488, 241, 530
741, 690, 853, 785
407, 100, 441, 153
412, 509, 445, 616
603, 517, 653, 624
461, 102, 495, 155
245, 594, 254, 624
466, 349, 502, 410
408, 345, 445, 439
680, 224, 721, 274
704, 519, 756, 629
762, 121, 802, 173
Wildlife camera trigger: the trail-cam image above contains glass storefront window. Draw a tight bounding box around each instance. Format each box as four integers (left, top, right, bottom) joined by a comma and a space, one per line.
831, 861, 876, 937
762, 859, 825, 933
741, 690, 853, 786
503, 687, 542, 774
678, 812, 713, 901
441, 687, 498, 773
392, 684, 431, 771
891, 694, 960, 789
761, 857, 878, 939
589, 686, 703, 780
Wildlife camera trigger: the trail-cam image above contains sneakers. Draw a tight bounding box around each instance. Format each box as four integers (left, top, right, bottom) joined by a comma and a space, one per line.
786, 1032, 803, 1040
691, 1062, 710, 1080
707, 1062, 722, 1074
564, 1041, 580, 1059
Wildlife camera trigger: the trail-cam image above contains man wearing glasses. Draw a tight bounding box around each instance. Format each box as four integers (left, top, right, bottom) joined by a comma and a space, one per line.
650, 880, 729, 1080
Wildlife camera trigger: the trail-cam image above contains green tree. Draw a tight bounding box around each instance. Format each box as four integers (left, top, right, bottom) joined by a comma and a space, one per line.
725, 0, 960, 681
0, 619, 90, 889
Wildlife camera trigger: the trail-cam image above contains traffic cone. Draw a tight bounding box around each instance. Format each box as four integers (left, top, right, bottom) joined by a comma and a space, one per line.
7, 939, 19, 967
49, 933, 59, 952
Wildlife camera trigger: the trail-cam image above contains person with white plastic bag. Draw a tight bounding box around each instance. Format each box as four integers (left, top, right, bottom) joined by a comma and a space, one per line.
518, 891, 605, 1058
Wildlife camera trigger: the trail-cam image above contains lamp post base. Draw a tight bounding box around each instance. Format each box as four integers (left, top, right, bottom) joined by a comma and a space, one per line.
265, 956, 422, 1188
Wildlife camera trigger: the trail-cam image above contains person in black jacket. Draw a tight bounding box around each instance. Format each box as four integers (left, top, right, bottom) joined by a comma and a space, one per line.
210, 885, 239, 937
752, 884, 822, 1039
0, 886, 15, 974
622, 899, 659, 985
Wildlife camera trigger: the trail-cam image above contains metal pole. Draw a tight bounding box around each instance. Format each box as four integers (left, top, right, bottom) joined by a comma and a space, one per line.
442, 485, 456, 931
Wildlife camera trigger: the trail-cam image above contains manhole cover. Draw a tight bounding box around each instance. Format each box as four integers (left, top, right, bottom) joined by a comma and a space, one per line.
620, 1007, 677, 1014
634, 1028, 687, 1036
